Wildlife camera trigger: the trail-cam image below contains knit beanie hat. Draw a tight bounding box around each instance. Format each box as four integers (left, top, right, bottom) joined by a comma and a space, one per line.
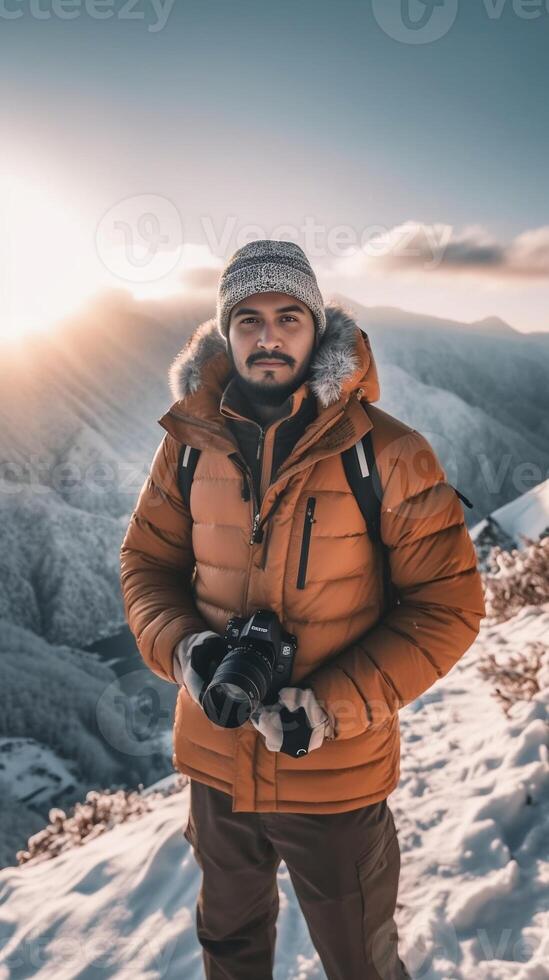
216, 239, 326, 340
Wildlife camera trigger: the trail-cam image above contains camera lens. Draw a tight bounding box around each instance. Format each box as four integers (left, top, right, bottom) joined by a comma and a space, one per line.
219, 683, 249, 702
202, 646, 274, 728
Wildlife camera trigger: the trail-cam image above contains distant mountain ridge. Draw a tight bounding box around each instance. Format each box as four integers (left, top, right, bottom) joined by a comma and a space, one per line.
469, 315, 517, 335
1, 287, 547, 524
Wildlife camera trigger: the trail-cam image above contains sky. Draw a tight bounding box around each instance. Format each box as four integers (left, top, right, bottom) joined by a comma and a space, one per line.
2, 0, 548, 339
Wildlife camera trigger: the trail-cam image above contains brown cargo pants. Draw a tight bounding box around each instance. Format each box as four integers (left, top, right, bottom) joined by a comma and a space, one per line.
183, 779, 411, 980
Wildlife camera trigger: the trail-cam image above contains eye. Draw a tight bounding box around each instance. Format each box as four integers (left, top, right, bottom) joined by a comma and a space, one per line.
237, 315, 298, 327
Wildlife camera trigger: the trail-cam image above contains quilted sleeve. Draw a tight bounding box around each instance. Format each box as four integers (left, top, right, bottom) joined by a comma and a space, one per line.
119, 432, 210, 683
306, 428, 487, 740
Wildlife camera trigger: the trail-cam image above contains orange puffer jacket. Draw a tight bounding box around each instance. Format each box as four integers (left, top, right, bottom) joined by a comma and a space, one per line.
119, 304, 486, 813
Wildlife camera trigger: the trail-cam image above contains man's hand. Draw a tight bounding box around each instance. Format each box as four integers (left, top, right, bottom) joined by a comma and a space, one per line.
250, 687, 336, 757
173, 631, 227, 706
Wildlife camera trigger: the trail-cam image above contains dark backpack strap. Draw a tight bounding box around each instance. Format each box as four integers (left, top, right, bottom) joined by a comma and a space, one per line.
449, 484, 473, 509
177, 443, 201, 510
341, 423, 397, 614
342, 428, 383, 544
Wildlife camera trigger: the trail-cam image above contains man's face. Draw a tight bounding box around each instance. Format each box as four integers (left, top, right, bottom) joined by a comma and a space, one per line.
227, 291, 317, 405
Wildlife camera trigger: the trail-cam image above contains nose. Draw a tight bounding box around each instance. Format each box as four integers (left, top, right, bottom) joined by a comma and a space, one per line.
257, 318, 282, 351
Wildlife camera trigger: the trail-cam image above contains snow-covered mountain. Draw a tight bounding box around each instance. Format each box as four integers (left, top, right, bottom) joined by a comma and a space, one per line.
0, 485, 125, 646
0, 599, 547, 979
340, 297, 549, 526
0, 617, 173, 868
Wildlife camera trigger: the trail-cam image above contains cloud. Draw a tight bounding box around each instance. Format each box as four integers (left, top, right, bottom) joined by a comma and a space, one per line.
334, 222, 549, 281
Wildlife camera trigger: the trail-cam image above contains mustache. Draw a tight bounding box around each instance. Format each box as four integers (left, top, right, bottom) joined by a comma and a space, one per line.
247, 352, 295, 368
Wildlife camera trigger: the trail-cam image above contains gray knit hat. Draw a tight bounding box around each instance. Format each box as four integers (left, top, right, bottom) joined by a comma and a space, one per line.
216, 239, 326, 340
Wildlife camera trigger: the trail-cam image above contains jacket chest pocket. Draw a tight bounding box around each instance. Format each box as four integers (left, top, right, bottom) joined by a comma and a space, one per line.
296, 496, 316, 589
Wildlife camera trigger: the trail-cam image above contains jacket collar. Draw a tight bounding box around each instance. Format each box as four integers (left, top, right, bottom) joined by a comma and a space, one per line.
157, 303, 380, 453
169, 303, 379, 406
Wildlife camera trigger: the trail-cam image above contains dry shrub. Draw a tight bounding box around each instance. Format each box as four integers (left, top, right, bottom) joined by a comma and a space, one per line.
16, 774, 187, 866
483, 536, 549, 623
477, 641, 548, 717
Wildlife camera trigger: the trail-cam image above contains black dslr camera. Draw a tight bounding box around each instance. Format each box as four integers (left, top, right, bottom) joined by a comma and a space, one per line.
201, 609, 297, 730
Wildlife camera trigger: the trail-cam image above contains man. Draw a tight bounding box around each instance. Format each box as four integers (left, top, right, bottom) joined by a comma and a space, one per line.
120, 239, 486, 979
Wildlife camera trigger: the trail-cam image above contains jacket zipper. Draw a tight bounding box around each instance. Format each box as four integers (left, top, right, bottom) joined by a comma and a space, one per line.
241, 423, 264, 542
229, 449, 279, 551
229, 452, 258, 532
229, 453, 259, 617
296, 497, 316, 589
256, 426, 265, 460
250, 490, 285, 546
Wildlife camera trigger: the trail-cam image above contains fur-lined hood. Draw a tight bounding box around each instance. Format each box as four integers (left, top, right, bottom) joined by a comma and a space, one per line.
168, 302, 380, 410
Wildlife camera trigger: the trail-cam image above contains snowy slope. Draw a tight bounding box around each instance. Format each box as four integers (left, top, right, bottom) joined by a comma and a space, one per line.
1, 604, 547, 980
393, 603, 549, 979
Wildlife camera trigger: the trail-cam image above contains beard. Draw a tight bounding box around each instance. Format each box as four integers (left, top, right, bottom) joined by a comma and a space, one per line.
227, 343, 314, 407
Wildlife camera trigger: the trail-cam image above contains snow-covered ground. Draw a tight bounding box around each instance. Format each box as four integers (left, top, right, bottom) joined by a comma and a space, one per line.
0, 602, 547, 979
392, 603, 549, 980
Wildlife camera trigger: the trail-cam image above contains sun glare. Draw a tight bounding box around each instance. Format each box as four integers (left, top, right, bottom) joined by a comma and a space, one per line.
1, 170, 100, 344
1, 171, 223, 344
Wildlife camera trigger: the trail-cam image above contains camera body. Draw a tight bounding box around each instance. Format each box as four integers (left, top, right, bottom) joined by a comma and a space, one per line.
224, 610, 297, 700
201, 609, 297, 729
